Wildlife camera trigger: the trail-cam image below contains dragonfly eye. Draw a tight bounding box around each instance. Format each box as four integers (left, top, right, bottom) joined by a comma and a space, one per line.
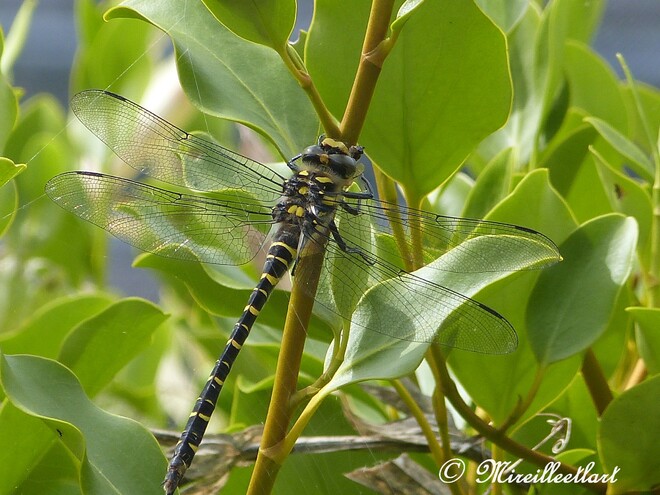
302, 138, 362, 179
326, 153, 358, 179
302, 144, 324, 159
301, 146, 359, 179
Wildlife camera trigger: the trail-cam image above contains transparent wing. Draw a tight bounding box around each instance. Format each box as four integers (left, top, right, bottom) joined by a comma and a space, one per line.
333, 243, 517, 353
71, 90, 286, 201
45, 171, 273, 265
297, 199, 561, 354
340, 197, 561, 273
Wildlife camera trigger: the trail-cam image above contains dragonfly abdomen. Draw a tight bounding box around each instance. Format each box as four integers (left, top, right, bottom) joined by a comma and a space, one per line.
163, 226, 300, 494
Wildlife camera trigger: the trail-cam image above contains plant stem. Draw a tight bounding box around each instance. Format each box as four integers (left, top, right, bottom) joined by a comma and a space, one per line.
624, 358, 648, 389
250, 3, 400, 491
581, 349, 613, 416
390, 379, 445, 466
278, 45, 341, 137
498, 367, 545, 431
374, 167, 414, 271
339, 0, 395, 143
424, 346, 467, 495
405, 191, 425, 268
247, 250, 325, 495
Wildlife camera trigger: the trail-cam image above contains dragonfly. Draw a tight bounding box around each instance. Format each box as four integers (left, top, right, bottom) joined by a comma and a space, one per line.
45, 90, 561, 493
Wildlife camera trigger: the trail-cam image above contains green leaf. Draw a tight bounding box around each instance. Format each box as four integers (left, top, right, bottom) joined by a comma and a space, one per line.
371, 0, 511, 197
473, 0, 528, 33
425, 172, 473, 218
543, 123, 615, 223
527, 215, 637, 365
485, 169, 576, 244
545, 377, 599, 451
564, 41, 628, 133
450, 170, 577, 423
535, 0, 605, 129
71, 10, 154, 96
16, 439, 81, 495
0, 157, 23, 237
586, 116, 655, 182
58, 298, 168, 397
3, 94, 67, 165
0, 73, 18, 154
201, 0, 296, 50
135, 252, 333, 345
591, 148, 653, 257
329, 209, 375, 321
108, 0, 318, 158
543, 124, 598, 196
0, 156, 25, 186
0, 403, 57, 494
0, 293, 114, 358
627, 307, 660, 375
551, 0, 605, 45
308, 0, 511, 197
306, 0, 368, 116
136, 253, 278, 318
621, 82, 660, 155
462, 147, 513, 219
391, 0, 426, 34
599, 375, 660, 493
0, 353, 166, 495
324, 229, 558, 391
591, 287, 632, 378
477, 4, 540, 166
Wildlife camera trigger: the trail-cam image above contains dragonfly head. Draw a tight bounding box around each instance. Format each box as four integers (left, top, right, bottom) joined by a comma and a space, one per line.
301, 136, 364, 182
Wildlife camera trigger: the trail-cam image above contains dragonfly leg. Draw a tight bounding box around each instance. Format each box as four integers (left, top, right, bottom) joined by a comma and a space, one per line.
341, 176, 374, 214
286, 153, 302, 172
329, 220, 376, 266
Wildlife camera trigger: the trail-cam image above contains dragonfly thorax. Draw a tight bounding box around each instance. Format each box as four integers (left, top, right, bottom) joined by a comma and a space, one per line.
273, 170, 343, 226
300, 136, 364, 185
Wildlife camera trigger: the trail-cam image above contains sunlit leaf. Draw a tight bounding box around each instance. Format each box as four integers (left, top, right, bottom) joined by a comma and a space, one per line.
108, 0, 318, 158
528, 215, 637, 364
586, 116, 655, 181
201, 0, 296, 50
308, 0, 511, 197
325, 230, 558, 391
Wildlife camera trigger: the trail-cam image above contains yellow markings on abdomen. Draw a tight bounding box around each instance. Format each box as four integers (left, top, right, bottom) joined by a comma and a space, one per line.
191, 412, 211, 422
261, 272, 279, 285
271, 241, 297, 257
266, 254, 290, 266
245, 305, 260, 316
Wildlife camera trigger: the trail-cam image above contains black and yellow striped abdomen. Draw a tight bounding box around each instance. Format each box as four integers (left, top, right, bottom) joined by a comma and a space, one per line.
163, 227, 300, 493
